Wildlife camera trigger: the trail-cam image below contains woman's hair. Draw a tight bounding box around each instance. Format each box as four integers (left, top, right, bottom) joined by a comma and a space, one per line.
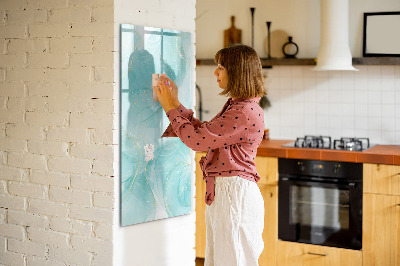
214, 44, 266, 99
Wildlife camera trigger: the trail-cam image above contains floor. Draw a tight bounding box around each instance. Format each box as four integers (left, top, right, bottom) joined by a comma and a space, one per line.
195, 257, 205, 266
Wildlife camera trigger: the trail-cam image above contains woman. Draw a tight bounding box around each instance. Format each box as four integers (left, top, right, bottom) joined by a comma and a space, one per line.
154, 44, 266, 266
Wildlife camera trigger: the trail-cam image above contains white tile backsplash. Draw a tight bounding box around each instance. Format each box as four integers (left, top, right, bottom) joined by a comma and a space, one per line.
329, 88, 342, 103
341, 89, 355, 104
396, 88, 400, 104
367, 91, 381, 105
368, 117, 382, 131
196, 65, 400, 144
382, 105, 395, 118
355, 117, 368, 131
316, 116, 330, 129
381, 66, 395, 77
367, 77, 381, 91
367, 104, 382, 118
368, 130, 382, 143
382, 117, 396, 131
382, 90, 395, 104
395, 66, 400, 78
304, 102, 316, 115
383, 131, 396, 144
342, 116, 355, 129
382, 78, 395, 91
341, 104, 355, 116
355, 104, 368, 117
316, 89, 329, 103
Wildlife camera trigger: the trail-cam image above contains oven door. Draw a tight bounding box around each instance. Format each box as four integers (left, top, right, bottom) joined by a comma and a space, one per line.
278, 176, 362, 250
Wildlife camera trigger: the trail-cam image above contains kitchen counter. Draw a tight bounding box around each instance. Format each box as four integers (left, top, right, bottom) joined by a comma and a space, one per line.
257, 139, 400, 165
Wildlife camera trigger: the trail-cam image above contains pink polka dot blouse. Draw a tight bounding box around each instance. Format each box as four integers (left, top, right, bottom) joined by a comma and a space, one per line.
161, 97, 265, 205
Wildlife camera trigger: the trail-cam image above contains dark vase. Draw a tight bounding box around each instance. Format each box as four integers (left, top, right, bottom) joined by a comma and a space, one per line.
282, 36, 299, 58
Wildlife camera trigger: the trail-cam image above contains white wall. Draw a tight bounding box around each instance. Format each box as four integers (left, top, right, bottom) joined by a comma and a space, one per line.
196, 0, 400, 58
196, 0, 400, 145
0, 0, 115, 265
113, 1, 197, 266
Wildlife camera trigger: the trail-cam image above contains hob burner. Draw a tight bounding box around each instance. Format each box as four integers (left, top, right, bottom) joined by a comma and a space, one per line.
333, 137, 370, 151
295, 135, 331, 149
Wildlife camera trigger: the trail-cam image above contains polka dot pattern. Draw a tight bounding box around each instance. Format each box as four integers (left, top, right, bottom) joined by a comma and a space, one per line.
161, 97, 265, 205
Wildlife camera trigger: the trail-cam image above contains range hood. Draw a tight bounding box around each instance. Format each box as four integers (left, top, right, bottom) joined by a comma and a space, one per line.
314, 0, 358, 71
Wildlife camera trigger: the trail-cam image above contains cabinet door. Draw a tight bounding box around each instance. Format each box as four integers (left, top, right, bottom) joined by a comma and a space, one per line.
259, 185, 278, 266
255, 156, 278, 186
363, 193, 400, 266
364, 164, 400, 196
277, 241, 362, 266
195, 152, 207, 258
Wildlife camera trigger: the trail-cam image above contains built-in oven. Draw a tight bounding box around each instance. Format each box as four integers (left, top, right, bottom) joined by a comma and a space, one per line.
278, 158, 363, 250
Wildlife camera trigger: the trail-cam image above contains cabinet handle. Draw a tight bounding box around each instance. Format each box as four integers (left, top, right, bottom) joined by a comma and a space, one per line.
307, 252, 328, 256
397, 204, 400, 207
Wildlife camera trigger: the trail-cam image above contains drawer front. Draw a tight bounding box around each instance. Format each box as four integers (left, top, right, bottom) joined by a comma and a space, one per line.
277, 241, 362, 266
364, 164, 400, 196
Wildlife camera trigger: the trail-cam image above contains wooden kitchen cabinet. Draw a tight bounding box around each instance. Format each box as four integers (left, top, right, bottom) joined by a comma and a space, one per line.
276, 241, 362, 266
256, 156, 278, 266
363, 193, 400, 266
259, 184, 278, 266
255, 156, 278, 186
195, 152, 207, 258
364, 163, 400, 196
363, 169, 400, 266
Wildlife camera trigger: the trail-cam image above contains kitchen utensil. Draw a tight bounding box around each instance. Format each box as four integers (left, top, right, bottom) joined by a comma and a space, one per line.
224, 16, 242, 48
266, 21, 272, 58
250, 7, 255, 48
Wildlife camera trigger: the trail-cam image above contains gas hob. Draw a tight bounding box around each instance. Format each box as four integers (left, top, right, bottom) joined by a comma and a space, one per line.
282, 135, 375, 151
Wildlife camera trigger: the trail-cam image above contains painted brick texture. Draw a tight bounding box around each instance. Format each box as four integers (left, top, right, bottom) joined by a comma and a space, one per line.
0, 0, 114, 265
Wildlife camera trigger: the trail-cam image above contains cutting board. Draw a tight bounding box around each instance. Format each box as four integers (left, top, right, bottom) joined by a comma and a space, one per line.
224, 16, 242, 48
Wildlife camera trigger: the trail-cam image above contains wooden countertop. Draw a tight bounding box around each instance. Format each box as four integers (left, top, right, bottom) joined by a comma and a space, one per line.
256, 139, 400, 165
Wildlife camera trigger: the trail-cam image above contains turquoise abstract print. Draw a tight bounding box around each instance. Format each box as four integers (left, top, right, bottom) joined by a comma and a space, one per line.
120, 24, 192, 226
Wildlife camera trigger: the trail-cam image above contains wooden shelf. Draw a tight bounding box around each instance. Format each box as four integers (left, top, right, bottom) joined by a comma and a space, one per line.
196, 58, 315, 69
196, 57, 400, 67
260, 58, 316, 67
352, 57, 400, 65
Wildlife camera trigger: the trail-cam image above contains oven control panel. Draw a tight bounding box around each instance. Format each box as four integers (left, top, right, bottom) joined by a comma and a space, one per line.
281, 158, 362, 180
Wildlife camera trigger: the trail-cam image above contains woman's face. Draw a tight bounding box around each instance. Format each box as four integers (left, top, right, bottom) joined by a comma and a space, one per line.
214, 64, 228, 89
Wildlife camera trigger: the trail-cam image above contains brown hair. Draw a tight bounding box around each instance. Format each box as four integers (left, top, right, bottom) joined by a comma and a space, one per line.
214, 44, 266, 99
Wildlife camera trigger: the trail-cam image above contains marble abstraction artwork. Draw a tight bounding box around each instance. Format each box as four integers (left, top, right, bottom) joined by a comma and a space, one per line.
120, 24, 192, 226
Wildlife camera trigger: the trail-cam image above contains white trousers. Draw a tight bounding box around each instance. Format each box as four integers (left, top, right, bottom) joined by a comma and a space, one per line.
205, 176, 264, 266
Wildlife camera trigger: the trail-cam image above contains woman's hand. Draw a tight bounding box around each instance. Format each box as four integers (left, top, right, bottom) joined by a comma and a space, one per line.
153, 78, 175, 113
161, 76, 180, 108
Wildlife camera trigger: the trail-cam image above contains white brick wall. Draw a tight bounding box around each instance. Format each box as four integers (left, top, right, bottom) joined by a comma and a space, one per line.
0, 0, 114, 265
